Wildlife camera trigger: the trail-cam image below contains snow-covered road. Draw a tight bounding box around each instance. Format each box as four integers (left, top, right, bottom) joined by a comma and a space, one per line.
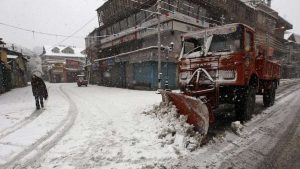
178, 79, 300, 169
0, 80, 300, 169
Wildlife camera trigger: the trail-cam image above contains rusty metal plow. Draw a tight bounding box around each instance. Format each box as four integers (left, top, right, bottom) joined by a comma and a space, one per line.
159, 68, 217, 136
159, 91, 209, 136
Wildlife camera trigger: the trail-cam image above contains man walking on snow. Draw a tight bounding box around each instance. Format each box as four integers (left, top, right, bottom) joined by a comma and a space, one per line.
31, 74, 48, 110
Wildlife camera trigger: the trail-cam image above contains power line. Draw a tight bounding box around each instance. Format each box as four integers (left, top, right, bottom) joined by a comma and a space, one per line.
0, 22, 82, 38
54, 16, 98, 46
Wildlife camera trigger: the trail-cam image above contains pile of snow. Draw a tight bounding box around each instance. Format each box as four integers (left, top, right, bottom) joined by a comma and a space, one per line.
143, 102, 204, 152
231, 121, 244, 136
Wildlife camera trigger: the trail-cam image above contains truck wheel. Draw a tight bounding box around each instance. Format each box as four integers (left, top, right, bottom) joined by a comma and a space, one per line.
263, 83, 276, 107
235, 85, 256, 122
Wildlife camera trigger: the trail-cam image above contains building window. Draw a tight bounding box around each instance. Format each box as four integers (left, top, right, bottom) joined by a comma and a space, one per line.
62, 47, 74, 54
51, 47, 60, 53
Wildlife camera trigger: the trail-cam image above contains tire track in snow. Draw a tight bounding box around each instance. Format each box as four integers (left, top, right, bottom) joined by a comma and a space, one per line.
0, 85, 78, 169
0, 86, 51, 140
250, 82, 300, 126
162, 80, 300, 169
217, 83, 300, 169
0, 110, 44, 140
259, 107, 300, 169
208, 80, 300, 136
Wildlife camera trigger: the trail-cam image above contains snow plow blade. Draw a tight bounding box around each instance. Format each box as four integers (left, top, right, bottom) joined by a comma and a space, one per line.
160, 90, 209, 135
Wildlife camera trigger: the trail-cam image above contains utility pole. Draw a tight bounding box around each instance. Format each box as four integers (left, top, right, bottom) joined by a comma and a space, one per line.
157, 0, 162, 89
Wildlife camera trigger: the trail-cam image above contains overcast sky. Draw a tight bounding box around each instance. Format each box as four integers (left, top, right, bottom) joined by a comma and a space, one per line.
272, 0, 300, 35
0, 0, 299, 50
0, 0, 105, 50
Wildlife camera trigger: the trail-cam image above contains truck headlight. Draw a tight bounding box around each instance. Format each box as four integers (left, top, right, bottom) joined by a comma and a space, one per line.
219, 70, 236, 80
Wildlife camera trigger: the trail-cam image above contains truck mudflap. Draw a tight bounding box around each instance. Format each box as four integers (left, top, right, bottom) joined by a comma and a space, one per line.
160, 90, 210, 136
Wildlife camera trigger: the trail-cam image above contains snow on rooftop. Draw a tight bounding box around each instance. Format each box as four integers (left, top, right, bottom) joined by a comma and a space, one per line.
43, 45, 86, 58
4, 43, 35, 56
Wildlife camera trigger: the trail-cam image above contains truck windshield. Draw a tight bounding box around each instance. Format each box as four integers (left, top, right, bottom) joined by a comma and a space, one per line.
183, 30, 242, 57
209, 31, 242, 53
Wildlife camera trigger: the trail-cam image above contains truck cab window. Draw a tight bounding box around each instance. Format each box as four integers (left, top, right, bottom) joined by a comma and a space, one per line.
208, 31, 242, 53
183, 38, 204, 54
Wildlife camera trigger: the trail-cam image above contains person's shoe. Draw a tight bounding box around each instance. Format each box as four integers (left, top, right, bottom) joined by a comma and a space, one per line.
36, 107, 40, 110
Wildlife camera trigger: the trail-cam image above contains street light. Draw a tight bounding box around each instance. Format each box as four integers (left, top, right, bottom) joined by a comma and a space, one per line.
164, 42, 174, 90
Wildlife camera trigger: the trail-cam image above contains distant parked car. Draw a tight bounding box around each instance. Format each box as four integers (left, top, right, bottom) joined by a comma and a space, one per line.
77, 75, 88, 87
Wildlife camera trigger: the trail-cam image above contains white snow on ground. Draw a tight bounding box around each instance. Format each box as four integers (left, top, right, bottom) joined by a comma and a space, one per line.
0, 79, 300, 169
0, 86, 35, 130
28, 84, 204, 169
0, 84, 69, 168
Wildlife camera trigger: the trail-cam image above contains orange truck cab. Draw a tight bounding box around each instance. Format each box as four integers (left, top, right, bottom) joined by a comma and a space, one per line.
178, 23, 281, 122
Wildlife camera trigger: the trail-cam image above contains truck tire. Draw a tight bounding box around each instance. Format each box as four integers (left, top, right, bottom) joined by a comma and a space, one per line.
235, 85, 256, 122
263, 83, 276, 107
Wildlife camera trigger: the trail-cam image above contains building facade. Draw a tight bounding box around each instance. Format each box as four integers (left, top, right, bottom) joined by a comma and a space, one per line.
283, 34, 300, 78
41, 46, 86, 83
86, 0, 292, 90
87, 0, 223, 89
0, 39, 29, 94
0, 39, 10, 93
7, 52, 28, 88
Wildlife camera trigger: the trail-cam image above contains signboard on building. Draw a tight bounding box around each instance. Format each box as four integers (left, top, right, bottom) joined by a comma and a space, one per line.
99, 59, 115, 69
66, 59, 81, 68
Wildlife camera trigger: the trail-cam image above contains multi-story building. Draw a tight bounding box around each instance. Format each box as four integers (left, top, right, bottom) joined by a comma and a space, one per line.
0, 40, 29, 93
0, 38, 10, 93
87, 0, 223, 89
284, 34, 300, 78
41, 45, 86, 83
7, 51, 28, 88
5, 44, 30, 87
86, 0, 292, 90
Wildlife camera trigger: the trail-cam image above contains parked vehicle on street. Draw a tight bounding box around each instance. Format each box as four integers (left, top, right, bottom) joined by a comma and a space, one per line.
77, 75, 88, 87
161, 23, 281, 136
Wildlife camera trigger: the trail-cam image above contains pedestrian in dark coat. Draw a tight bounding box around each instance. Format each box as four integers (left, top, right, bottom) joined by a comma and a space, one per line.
31, 75, 48, 110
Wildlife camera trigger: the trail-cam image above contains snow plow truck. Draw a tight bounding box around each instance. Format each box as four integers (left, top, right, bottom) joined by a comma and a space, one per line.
161, 23, 281, 136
